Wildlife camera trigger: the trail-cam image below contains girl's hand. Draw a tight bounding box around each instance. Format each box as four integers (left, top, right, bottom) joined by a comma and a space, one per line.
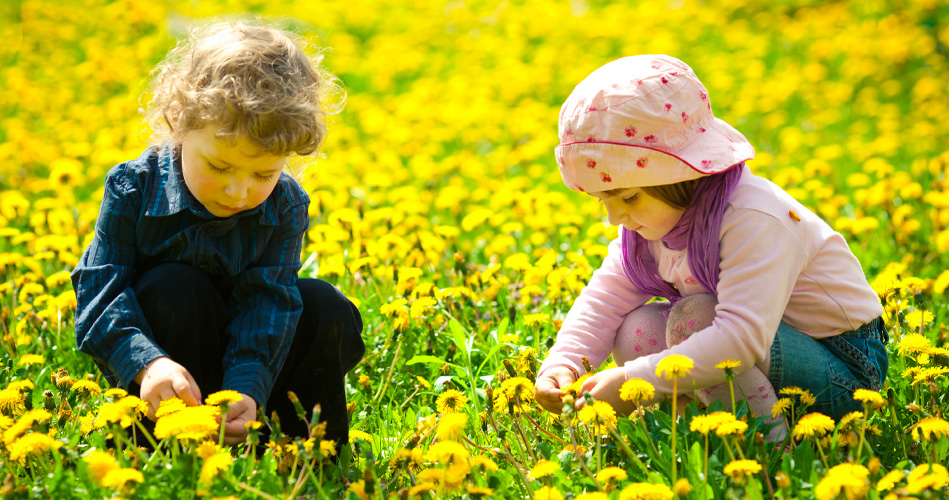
578, 367, 637, 416
134, 356, 202, 420
534, 366, 577, 414
220, 394, 257, 445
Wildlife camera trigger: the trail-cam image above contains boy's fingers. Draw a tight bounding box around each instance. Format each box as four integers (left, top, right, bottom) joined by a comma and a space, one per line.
172, 378, 200, 406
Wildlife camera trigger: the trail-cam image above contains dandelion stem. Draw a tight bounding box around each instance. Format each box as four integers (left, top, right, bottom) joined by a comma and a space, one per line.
519, 410, 567, 445
671, 378, 678, 484
229, 478, 282, 500
373, 336, 403, 403
512, 404, 537, 463
565, 416, 604, 492
606, 425, 648, 475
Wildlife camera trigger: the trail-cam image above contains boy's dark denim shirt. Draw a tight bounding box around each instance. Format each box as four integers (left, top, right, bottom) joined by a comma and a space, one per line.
71, 145, 310, 407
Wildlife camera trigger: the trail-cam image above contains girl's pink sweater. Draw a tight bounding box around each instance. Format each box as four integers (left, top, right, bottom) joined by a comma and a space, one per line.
539, 165, 883, 400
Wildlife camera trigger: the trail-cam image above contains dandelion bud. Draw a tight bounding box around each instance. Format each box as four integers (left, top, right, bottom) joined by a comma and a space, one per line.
755, 432, 765, 446
43, 390, 56, 412
775, 471, 790, 489
582, 356, 593, 374
502, 359, 517, 377
346, 402, 356, 415
868, 457, 881, 474
53, 369, 73, 392
85, 373, 95, 381
287, 391, 306, 420
363, 468, 375, 494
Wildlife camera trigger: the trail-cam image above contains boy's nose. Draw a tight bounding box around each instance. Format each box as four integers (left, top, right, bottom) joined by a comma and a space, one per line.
224, 177, 249, 200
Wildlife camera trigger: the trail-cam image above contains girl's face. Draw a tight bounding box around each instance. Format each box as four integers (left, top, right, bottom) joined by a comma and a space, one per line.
180, 126, 287, 218
590, 187, 686, 240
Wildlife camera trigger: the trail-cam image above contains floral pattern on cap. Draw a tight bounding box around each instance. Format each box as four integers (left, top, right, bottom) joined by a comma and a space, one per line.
555, 55, 754, 193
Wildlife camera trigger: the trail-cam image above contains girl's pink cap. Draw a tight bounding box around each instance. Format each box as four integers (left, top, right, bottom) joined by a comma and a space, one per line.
555, 55, 754, 192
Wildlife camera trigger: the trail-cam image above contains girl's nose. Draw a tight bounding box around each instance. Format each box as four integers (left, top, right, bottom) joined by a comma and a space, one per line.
604, 199, 627, 226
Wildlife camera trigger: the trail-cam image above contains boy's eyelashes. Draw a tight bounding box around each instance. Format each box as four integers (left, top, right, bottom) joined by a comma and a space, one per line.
206, 161, 277, 181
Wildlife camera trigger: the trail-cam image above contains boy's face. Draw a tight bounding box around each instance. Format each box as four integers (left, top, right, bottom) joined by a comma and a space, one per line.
180, 126, 287, 218
589, 187, 685, 241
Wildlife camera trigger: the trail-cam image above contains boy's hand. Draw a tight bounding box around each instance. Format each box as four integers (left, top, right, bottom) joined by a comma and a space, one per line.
577, 367, 637, 416
220, 394, 257, 446
534, 366, 578, 414
134, 356, 202, 420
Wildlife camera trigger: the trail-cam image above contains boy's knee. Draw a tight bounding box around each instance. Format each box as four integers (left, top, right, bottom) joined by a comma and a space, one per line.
298, 279, 365, 368
666, 294, 718, 346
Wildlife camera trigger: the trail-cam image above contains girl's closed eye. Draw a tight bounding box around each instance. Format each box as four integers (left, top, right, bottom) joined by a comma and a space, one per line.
254, 172, 276, 181
623, 193, 639, 204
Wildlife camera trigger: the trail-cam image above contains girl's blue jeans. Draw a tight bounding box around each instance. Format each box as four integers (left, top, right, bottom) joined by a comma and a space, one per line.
768, 317, 888, 420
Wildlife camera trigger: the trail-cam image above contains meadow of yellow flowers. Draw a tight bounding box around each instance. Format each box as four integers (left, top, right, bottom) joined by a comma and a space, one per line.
1, 0, 948, 498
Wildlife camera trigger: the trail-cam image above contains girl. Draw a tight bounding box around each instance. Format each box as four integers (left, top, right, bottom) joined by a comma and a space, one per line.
72, 21, 364, 447
534, 55, 887, 428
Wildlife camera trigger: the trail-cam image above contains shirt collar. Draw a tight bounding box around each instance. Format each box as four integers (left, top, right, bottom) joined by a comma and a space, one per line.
143, 144, 279, 226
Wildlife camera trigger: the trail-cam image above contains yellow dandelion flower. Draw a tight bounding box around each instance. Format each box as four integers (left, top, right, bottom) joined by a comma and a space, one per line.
905, 463, 948, 494
104, 388, 128, 399
535, 486, 564, 500
349, 429, 372, 443
7, 380, 33, 393
715, 359, 741, 370
800, 392, 816, 407
101, 468, 144, 489
465, 485, 494, 497
0, 388, 24, 413
427, 440, 470, 466
655, 355, 693, 380
779, 386, 806, 396
471, 455, 498, 471
347, 479, 370, 500
205, 390, 242, 407
852, 389, 885, 408
715, 419, 748, 438
358, 374, 371, 389
913, 367, 949, 385
618, 482, 674, 500
724, 459, 762, 485
82, 450, 119, 484
154, 405, 220, 443
3, 409, 52, 445
674, 478, 692, 496
416, 376, 431, 389
904, 310, 934, 331
8, 432, 63, 463
0, 415, 13, 430
562, 373, 592, 397
793, 413, 836, 440
577, 493, 610, 500
320, 440, 337, 457
16, 354, 44, 367
95, 396, 147, 429
578, 400, 617, 434
529, 459, 559, 479
500, 377, 535, 401
199, 451, 232, 485
619, 378, 655, 403
437, 412, 467, 441
837, 412, 865, 433
771, 398, 794, 418
690, 411, 734, 435
436, 389, 468, 414
910, 416, 949, 441
196, 440, 222, 459
596, 466, 628, 484
522, 313, 550, 327
408, 482, 437, 498
71, 380, 102, 398
814, 463, 869, 500
896, 333, 931, 357
155, 398, 187, 419
876, 469, 905, 492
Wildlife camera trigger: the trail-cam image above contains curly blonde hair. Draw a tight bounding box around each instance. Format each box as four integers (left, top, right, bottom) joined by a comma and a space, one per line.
143, 20, 344, 156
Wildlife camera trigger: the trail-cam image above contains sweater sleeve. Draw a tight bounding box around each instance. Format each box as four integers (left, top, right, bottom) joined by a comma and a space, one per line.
622, 207, 810, 402
539, 237, 653, 377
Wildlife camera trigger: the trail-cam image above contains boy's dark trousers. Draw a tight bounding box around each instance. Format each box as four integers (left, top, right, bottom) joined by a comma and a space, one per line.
127, 263, 365, 448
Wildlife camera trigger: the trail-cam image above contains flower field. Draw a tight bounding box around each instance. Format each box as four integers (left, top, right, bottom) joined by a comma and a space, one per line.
2, 0, 949, 498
